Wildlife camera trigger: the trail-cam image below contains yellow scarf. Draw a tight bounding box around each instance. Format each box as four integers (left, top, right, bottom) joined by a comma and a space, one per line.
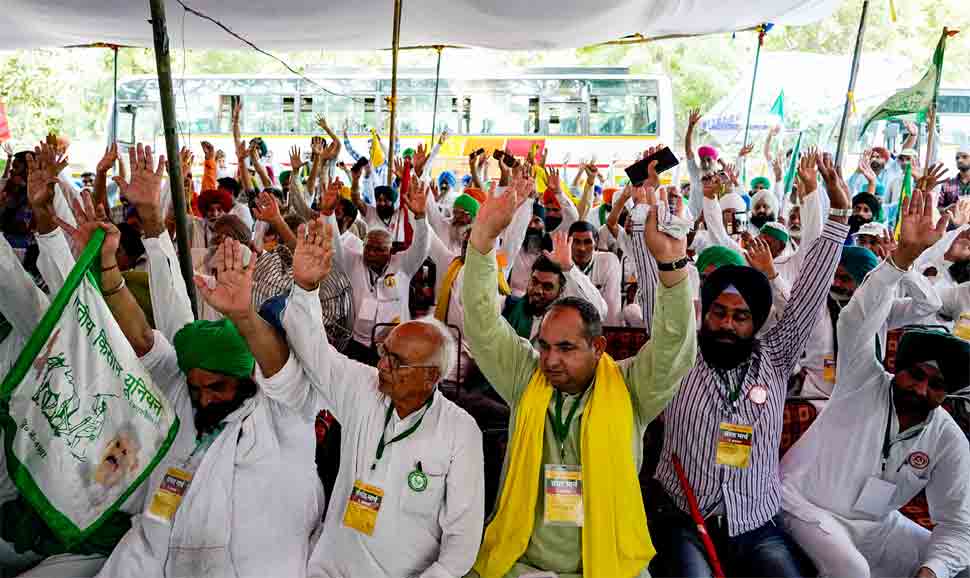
369, 128, 385, 168
473, 354, 653, 578
434, 257, 510, 322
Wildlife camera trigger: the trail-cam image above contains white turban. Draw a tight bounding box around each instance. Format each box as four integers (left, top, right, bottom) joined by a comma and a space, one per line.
751, 190, 779, 216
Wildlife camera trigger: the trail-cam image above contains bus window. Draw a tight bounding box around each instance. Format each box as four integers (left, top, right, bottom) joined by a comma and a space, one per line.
938, 95, 970, 114
544, 102, 584, 135
392, 94, 435, 134
242, 94, 283, 133
118, 105, 137, 145
298, 96, 316, 134
468, 94, 537, 135
589, 94, 658, 135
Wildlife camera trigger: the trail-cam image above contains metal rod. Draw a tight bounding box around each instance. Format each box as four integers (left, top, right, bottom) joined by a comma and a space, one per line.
431, 46, 442, 143
740, 29, 765, 185
387, 0, 403, 187
834, 0, 870, 168
112, 47, 119, 144
149, 0, 198, 317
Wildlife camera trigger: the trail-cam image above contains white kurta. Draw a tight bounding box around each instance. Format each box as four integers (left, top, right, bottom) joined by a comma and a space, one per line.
781, 262, 970, 578
574, 251, 621, 325
269, 284, 485, 578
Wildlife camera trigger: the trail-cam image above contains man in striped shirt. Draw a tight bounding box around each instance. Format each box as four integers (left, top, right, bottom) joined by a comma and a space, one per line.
634, 149, 852, 577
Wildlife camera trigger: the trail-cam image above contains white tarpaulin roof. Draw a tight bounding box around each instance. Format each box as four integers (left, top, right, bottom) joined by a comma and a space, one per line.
2, 0, 842, 51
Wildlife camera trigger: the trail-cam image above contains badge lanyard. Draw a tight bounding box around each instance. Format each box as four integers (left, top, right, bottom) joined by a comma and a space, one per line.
372, 396, 433, 470
182, 422, 227, 470
712, 364, 749, 416
549, 390, 582, 461
881, 403, 922, 473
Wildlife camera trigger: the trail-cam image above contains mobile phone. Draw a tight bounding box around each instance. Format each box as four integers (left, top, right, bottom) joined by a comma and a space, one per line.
492, 149, 505, 161
503, 153, 519, 168
625, 146, 680, 186
352, 157, 368, 172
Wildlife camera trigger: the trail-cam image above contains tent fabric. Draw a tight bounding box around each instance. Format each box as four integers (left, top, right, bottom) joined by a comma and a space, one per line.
1, 0, 840, 51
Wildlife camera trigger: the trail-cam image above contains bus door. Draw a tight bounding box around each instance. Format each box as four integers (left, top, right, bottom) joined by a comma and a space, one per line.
116, 103, 160, 150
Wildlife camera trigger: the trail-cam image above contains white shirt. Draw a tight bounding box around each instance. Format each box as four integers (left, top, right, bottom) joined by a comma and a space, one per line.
267, 284, 484, 578
574, 251, 621, 324
781, 261, 970, 578
330, 214, 430, 346
230, 201, 255, 233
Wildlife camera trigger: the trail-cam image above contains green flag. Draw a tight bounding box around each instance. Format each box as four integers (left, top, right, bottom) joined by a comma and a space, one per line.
894, 163, 912, 241
860, 29, 956, 135
783, 131, 803, 198
0, 230, 179, 546
770, 90, 785, 123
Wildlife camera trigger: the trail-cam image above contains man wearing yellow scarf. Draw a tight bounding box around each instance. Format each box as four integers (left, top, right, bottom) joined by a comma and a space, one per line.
461, 176, 697, 578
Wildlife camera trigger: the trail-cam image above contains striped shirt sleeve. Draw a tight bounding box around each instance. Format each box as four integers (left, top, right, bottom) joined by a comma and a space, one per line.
629, 217, 658, 334
765, 218, 849, 374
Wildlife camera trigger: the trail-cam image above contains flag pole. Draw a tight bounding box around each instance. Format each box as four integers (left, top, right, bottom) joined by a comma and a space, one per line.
741, 25, 767, 184
834, 0, 870, 169
924, 27, 949, 168
148, 0, 198, 317
431, 45, 443, 145
387, 0, 403, 187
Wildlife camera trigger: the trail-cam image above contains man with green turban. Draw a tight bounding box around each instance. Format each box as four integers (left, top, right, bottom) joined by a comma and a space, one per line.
87, 145, 325, 578
695, 245, 746, 278
781, 189, 970, 578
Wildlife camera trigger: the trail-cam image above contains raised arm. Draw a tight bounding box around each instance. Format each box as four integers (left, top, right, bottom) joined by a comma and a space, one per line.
764, 125, 778, 163
93, 143, 118, 217
837, 189, 950, 396
394, 180, 431, 277
545, 230, 608, 320
248, 141, 273, 190
702, 195, 743, 254
464, 184, 541, 403
625, 176, 696, 423
0, 234, 49, 341
606, 185, 632, 238
499, 184, 534, 272
767, 150, 851, 372
685, 108, 701, 162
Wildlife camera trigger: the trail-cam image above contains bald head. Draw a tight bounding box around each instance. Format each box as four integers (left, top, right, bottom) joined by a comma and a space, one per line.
364, 228, 393, 271
388, 318, 456, 378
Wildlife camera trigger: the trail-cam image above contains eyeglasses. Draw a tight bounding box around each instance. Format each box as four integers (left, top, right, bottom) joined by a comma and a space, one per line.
376, 343, 436, 372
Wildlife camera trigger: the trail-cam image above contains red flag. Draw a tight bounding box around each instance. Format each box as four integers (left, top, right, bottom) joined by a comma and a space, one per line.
0, 102, 10, 142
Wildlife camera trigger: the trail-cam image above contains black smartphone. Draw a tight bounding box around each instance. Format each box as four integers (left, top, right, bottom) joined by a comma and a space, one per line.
352, 157, 369, 172
625, 146, 679, 186
503, 154, 519, 168
492, 149, 505, 161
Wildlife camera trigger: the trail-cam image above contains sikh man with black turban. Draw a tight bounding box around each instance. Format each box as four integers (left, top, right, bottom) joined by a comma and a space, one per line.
637, 149, 852, 577
781, 188, 970, 578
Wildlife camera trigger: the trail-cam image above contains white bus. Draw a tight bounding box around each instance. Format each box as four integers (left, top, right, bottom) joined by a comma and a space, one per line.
108, 67, 674, 179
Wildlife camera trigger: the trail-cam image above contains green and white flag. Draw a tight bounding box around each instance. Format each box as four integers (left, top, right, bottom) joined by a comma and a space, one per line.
860, 29, 957, 135
0, 230, 179, 546
770, 90, 785, 125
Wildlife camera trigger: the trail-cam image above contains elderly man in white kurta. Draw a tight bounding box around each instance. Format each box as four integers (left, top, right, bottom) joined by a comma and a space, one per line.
259, 216, 484, 578
781, 191, 970, 578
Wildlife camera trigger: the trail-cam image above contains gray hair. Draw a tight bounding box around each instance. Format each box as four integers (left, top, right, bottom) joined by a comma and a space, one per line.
411, 316, 457, 380
366, 227, 392, 247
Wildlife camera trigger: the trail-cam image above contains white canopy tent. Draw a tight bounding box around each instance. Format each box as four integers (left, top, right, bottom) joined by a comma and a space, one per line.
2, 0, 841, 51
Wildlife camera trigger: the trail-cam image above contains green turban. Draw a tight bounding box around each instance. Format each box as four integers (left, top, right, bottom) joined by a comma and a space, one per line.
598, 204, 612, 228
750, 176, 771, 191
896, 329, 970, 391
452, 194, 480, 219
279, 170, 291, 186
839, 246, 879, 285
402, 148, 416, 159
760, 222, 790, 245
696, 245, 745, 275
173, 319, 255, 379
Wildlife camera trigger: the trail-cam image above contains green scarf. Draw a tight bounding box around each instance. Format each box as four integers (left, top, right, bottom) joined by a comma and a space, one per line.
503, 297, 534, 340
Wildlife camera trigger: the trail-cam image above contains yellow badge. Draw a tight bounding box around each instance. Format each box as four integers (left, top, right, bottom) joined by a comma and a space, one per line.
543, 465, 583, 527
145, 467, 193, 524
823, 355, 836, 384
716, 422, 754, 469
384, 275, 397, 288
343, 480, 384, 536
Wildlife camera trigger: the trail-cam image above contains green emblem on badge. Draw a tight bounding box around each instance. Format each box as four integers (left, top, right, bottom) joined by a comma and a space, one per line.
408, 469, 428, 492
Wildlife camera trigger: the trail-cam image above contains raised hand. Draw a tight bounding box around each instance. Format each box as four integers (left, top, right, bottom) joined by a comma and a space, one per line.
871, 230, 897, 260
27, 140, 68, 207
97, 143, 119, 174
894, 188, 949, 269
946, 197, 970, 226
470, 179, 532, 253
292, 217, 334, 291
113, 143, 166, 210
235, 138, 249, 162
412, 143, 430, 177
738, 143, 755, 158
201, 140, 215, 161
544, 230, 574, 271
253, 190, 282, 224
643, 184, 688, 265
916, 162, 948, 193
321, 178, 341, 215
858, 150, 877, 181
55, 189, 119, 261
688, 108, 703, 128
404, 179, 428, 217
546, 167, 561, 195
438, 129, 449, 146
718, 159, 739, 187
180, 146, 194, 175
194, 239, 256, 320
771, 157, 783, 183
796, 146, 819, 197
215, 149, 226, 165
744, 236, 777, 279
321, 138, 341, 161
289, 145, 303, 171
2, 142, 12, 157
316, 116, 331, 134
247, 140, 261, 161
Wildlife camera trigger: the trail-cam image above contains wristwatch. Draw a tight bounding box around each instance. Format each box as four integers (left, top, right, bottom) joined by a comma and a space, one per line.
657, 256, 690, 272
828, 207, 853, 218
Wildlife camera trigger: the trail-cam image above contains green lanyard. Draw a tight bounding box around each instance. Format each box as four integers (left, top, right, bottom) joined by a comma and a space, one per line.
549, 390, 582, 461
372, 395, 434, 469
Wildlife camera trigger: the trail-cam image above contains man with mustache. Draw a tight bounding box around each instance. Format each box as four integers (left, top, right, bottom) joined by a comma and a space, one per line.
508, 203, 548, 298
796, 244, 941, 403
938, 146, 970, 210
638, 148, 851, 578
781, 188, 970, 578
